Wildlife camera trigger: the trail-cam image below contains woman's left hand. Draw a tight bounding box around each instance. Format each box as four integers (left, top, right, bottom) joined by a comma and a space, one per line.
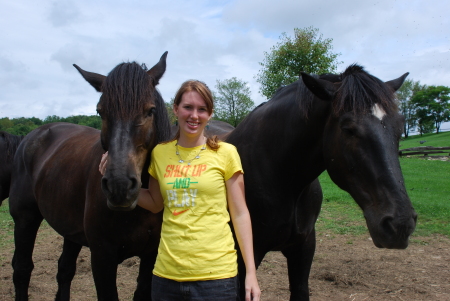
99, 151, 108, 175
245, 271, 261, 301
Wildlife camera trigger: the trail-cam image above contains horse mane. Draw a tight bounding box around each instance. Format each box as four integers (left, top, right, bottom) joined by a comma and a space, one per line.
1, 131, 24, 162
153, 90, 172, 143
332, 64, 398, 116
102, 62, 155, 120
297, 64, 399, 118
101, 61, 171, 143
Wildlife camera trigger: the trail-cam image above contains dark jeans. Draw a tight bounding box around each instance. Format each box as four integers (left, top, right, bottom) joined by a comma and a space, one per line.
151, 274, 240, 301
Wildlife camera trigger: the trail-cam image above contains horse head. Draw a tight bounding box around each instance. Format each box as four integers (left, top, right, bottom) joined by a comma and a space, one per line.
73, 52, 171, 211
301, 65, 417, 249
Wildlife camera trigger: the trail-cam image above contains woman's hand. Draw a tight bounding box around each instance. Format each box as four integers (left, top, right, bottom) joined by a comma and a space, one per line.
99, 151, 108, 175
245, 271, 261, 301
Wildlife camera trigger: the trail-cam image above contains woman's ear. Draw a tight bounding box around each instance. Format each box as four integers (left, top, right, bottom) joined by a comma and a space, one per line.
173, 104, 178, 116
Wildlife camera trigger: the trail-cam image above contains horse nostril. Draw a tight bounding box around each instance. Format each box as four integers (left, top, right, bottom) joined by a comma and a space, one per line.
129, 177, 138, 191
381, 216, 396, 235
101, 177, 110, 192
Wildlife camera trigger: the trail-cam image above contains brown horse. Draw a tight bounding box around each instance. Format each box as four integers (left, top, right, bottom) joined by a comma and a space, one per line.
8, 52, 171, 301
226, 65, 417, 301
0, 131, 24, 203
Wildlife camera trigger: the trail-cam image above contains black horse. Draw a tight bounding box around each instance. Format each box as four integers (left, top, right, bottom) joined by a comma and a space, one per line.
8, 53, 172, 301
0, 131, 24, 203
226, 64, 417, 301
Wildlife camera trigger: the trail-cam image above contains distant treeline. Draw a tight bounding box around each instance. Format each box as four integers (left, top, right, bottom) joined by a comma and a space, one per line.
0, 115, 101, 136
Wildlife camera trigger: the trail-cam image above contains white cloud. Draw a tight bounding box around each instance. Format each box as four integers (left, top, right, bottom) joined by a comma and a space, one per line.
48, 1, 82, 27
0, 0, 449, 119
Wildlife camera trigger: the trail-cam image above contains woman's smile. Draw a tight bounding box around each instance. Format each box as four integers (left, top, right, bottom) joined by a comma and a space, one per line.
174, 90, 211, 145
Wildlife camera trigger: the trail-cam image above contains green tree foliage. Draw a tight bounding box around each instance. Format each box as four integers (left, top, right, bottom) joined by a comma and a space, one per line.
411, 85, 450, 134
256, 26, 342, 99
43, 115, 62, 124
0, 117, 39, 135
396, 79, 426, 138
0, 118, 14, 130
0, 115, 102, 135
214, 77, 254, 127
165, 99, 177, 125
414, 108, 435, 135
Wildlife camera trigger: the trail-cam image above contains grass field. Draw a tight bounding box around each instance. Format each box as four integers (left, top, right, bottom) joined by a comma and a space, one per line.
400, 130, 450, 148
0, 202, 13, 250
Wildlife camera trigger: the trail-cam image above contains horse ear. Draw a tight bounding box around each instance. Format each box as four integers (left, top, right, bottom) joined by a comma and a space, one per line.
300, 72, 336, 101
147, 51, 168, 86
73, 64, 106, 92
385, 72, 409, 92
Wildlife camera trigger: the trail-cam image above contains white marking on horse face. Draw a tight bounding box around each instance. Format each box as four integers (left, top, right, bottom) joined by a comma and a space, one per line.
372, 103, 386, 120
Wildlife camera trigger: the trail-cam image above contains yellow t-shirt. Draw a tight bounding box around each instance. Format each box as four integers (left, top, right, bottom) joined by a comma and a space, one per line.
149, 140, 243, 281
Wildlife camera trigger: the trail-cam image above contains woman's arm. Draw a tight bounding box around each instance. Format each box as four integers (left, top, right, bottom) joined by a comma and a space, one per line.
226, 172, 261, 301
99, 152, 164, 213
138, 175, 164, 213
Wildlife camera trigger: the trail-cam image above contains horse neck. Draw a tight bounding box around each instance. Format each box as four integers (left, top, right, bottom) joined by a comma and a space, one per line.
228, 88, 331, 187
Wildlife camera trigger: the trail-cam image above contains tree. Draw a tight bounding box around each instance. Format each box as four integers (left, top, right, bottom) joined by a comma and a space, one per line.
214, 78, 254, 127
1, 115, 103, 135
256, 26, 342, 99
411, 85, 450, 134
0, 117, 14, 131
396, 79, 426, 138
43, 115, 62, 124
165, 99, 177, 125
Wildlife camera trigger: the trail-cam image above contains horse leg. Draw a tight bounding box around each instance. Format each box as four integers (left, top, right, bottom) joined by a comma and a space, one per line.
10, 210, 43, 301
133, 250, 158, 301
281, 230, 316, 301
90, 248, 120, 301
54, 238, 83, 301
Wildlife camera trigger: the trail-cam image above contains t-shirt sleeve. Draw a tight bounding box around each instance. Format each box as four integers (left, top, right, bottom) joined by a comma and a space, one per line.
148, 147, 157, 179
223, 144, 243, 181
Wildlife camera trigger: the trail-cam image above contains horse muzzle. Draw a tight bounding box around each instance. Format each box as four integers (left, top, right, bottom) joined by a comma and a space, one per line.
367, 211, 417, 249
101, 175, 141, 211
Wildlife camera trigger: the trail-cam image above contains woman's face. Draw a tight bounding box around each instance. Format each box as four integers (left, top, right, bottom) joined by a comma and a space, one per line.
173, 91, 212, 140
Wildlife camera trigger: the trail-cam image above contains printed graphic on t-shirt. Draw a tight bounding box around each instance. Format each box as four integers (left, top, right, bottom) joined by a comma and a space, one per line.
163, 164, 207, 211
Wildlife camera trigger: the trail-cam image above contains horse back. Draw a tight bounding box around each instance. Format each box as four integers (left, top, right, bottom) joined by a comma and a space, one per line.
10, 123, 102, 245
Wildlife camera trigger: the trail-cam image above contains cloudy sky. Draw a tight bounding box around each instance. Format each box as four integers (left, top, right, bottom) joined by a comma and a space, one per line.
1, 0, 449, 125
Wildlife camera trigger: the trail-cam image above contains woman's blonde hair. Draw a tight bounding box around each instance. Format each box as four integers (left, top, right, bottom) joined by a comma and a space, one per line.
172, 80, 220, 150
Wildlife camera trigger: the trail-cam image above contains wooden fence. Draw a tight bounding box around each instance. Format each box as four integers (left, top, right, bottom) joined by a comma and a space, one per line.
399, 146, 450, 157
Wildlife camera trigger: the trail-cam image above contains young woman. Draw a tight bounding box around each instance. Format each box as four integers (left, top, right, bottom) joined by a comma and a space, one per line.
100, 80, 260, 301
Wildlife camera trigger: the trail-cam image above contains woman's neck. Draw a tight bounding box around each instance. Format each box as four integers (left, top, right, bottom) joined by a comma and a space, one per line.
177, 134, 206, 148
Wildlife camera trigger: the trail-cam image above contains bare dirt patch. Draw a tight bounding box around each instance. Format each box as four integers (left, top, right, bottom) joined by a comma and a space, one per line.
1, 227, 449, 300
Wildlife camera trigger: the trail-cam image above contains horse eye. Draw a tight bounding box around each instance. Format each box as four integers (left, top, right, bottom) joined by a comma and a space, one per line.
147, 108, 156, 117
97, 109, 104, 119
340, 116, 358, 136
340, 118, 358, 136
342, 126, 357, 136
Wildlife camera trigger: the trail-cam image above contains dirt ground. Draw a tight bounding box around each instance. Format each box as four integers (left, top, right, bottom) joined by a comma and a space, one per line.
1, 227, 449, 301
